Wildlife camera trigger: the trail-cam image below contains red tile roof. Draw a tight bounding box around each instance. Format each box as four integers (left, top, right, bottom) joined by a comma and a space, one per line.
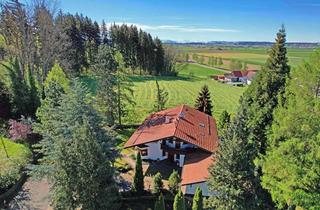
181, 151, 214, 185
124, 105, 219, 153
232, 70, 243, 77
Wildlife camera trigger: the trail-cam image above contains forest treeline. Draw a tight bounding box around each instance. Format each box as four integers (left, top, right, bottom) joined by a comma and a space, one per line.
0, 0, 175, 119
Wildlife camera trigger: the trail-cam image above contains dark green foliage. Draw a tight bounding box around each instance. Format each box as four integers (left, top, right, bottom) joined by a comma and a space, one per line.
217, 110, 230, 136
208, 26, 291, 210
114, 52, 135, 125
0, 79, 11, 119
152, 172, 163, 194
207, 126, 257, 209
93, 45, 118, 125
133, 152, 144, 194
194, 85, 213, 116
192, 187, 203, 210
261, 49, 320, 210
173, 189, 186, 210
154, 80, 168, 112
154, 193, 165, 210
33, 80, 118, 209
168, 170, 181, 195
109, 24, 175, 76
2, 59, 40, 118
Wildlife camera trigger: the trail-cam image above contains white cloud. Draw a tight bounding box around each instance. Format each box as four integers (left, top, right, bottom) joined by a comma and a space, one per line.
107, 22, 238, 33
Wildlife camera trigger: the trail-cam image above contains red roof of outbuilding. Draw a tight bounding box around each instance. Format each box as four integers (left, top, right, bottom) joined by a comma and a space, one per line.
181, 151, 214, 185
124, 105, 219, 153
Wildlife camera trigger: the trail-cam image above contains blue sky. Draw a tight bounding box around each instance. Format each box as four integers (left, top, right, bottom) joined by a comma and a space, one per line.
59, 0, 320, 42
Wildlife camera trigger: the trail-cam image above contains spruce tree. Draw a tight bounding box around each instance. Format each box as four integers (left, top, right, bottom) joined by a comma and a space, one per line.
93, 45, 118, 125
154, 193, 166, 210
208, 26, 290, 210
173, 189, 186, 210
261, 49, 320, 210
33, 80, 118, 209
133, 152, 144, 194
154, 80, 168, 112
192, 187, 203, 210
194, 85, 213, 116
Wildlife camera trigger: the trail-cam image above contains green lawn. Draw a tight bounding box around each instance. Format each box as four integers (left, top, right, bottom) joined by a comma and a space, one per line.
0, 137, 31, 189
178, 63, 225, 78
126, 76, 244, 124
82, 64, 245, 124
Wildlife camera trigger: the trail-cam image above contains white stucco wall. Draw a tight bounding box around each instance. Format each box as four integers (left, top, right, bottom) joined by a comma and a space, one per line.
174, 154, 185, 167
183, 182, 213, 196
140, 141, 167, 161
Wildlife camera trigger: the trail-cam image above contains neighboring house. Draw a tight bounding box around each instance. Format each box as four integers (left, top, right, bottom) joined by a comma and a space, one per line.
124, 104, 219, 196
212, 70, 258, 85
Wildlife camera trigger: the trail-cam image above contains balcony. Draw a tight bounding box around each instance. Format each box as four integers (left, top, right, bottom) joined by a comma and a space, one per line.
161, 143, 195, 154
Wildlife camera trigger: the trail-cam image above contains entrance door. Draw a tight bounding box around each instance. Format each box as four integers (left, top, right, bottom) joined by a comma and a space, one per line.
168, 153, 174, 162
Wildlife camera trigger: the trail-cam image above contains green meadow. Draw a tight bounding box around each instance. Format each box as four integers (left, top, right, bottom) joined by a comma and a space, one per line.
83, 63, 245, 124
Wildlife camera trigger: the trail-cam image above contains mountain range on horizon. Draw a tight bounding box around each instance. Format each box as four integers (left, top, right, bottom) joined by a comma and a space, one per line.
162, 40, 320, 48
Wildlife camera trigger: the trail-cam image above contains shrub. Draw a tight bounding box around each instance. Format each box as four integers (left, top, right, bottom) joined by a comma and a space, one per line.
152, 172, 163, 194
168, 170, 181, 194
0, 137, 31, 191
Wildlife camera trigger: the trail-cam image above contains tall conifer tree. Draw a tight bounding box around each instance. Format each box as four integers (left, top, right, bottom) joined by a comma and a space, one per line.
208, 25, 290, 210
133, 152, 144, 194
195, 85, 213, 116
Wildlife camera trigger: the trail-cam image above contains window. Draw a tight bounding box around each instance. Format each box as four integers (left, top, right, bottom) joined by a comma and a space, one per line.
169, 139, 173, 144
176, 154, 180, 159
140, 149, 148, 156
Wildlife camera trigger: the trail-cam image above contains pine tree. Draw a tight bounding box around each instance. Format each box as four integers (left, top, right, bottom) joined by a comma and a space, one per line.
154, 80, 168, 112
133, 152, 144, 194
194, 85, 213, 116
168, 170, 181, 195
173, 189, 186, 210
152, 172, 163, 194
192, 187, 203, 210
154, 193, 166, 210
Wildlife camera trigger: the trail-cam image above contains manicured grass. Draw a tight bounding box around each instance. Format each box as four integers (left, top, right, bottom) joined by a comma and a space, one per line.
125, 76, 244, 124
0, 137, 32, 189
178, 63, 225, 78
82, 63, 245, 125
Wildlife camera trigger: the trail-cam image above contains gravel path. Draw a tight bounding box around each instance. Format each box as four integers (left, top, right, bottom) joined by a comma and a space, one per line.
6, 178, 51, 210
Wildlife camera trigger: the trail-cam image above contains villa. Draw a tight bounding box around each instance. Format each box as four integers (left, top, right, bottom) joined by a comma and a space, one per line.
124, 104, 219, 196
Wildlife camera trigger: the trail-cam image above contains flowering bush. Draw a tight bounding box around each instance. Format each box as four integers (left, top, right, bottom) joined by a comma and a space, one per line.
9, 116, 32, 141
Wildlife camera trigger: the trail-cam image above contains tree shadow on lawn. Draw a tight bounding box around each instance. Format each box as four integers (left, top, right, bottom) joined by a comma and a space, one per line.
129, 75, 200, 83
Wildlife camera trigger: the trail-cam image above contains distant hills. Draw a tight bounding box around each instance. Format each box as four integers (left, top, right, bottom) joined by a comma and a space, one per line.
162, 40, 320, 48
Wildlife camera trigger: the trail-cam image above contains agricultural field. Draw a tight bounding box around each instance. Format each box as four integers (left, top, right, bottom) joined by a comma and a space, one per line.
83, 63, 245, 125
179, 46, 315, 69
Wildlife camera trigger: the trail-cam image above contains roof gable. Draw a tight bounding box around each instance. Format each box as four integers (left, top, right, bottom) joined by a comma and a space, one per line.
124, 105, 219, 152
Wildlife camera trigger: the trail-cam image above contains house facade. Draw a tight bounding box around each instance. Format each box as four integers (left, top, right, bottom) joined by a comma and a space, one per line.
124, 104, 219, 196
212, 70, 258, 85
